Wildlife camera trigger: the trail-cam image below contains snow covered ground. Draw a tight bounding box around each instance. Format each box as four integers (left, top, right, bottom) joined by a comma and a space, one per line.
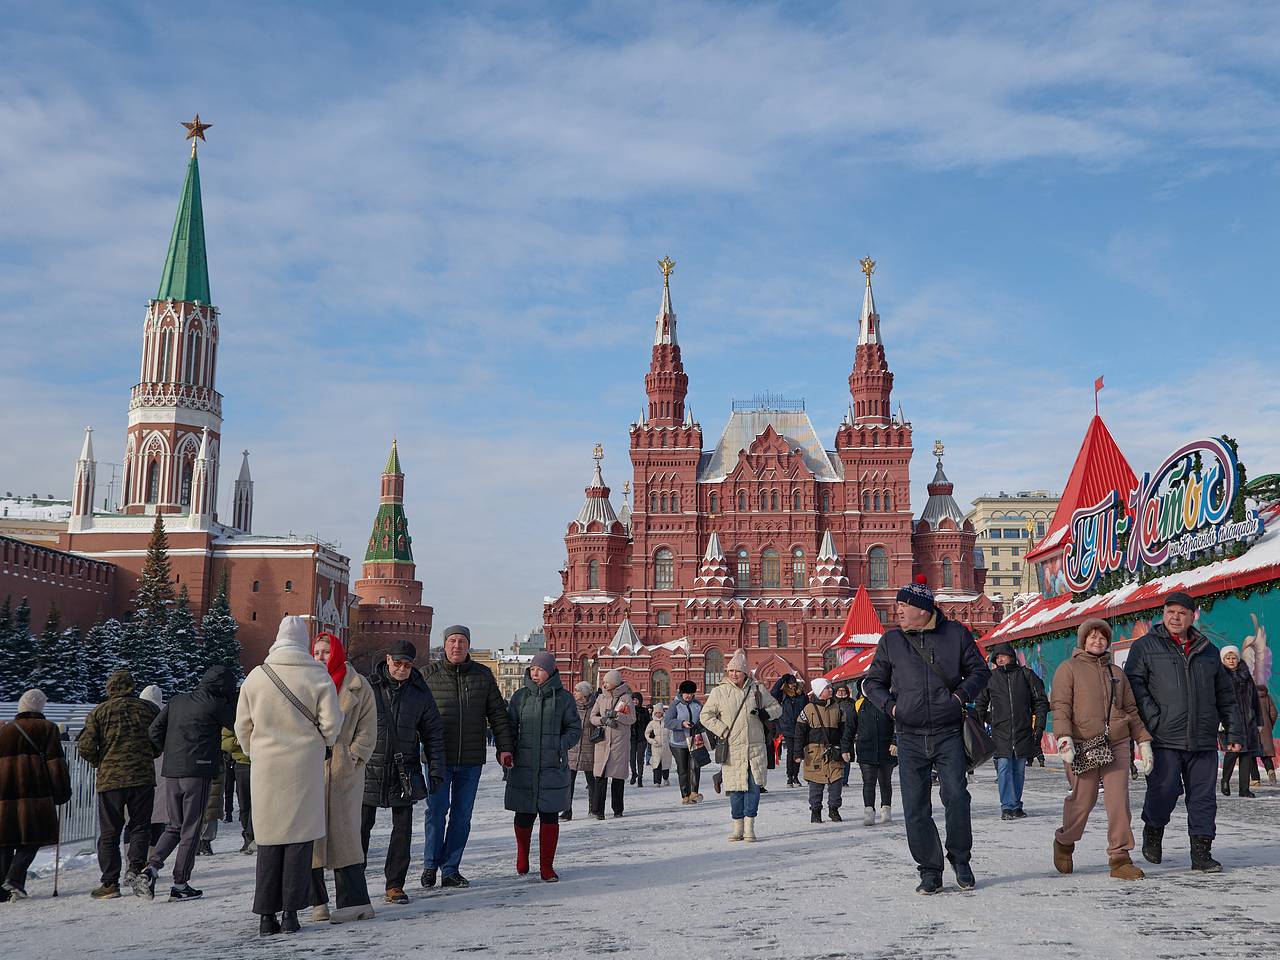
7, 762, 1280, 959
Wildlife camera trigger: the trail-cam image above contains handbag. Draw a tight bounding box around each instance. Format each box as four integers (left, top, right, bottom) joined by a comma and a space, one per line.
905, 634, 995, 771
1072, 669, 1117, 776
262, 664, 332, 760
589, 724, 607, 744
713, 689, 750, 766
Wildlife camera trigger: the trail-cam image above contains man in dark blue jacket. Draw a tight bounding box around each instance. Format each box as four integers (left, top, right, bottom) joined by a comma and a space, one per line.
1125, 591, 1241, 872
862, 577, 990, 895
770, 674, 809, 786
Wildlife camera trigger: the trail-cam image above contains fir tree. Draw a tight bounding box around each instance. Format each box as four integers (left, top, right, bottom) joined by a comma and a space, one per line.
24, 605, 86, 703
164, 584, 203, 694
201, 571, 243, 682
125, 515, 178, 693
82, 619, 126, 702
0, 595, 19, 700
0, 598, 36, 701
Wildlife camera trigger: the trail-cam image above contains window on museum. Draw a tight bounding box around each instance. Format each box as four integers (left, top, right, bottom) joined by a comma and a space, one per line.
792, 549, 806, 588
793, 491, 801, 511
759, 491, 768, 511
776, 621, 787, 648
655, 548, 674, 589
762, 549, 780, 588
863, 491, 871, 512
943, 557, 954, 588
757, 621, 769, 647
822, 491, 831, 512
736, 549, 750, 585
661, 494, 668, 513
738, 491, 747, 512
251, 611, 257, 621
710, 493, 718, 513
869, 546, 888, 589
651, 669, 670, 704
1012, 563, 1021, 573
705, 649, 724, 687
657, 610, 672, 626
770, 492, 778, 511
157, 329, 173, 381
179, 462, 193, 507
884, 491, 892, 512
873, 492, 881, 511
285, 580, 293, 592
588, 560, 600, 589
650, 493, 658, 513
991, 562, 1000, 571
672, 493, 679, 512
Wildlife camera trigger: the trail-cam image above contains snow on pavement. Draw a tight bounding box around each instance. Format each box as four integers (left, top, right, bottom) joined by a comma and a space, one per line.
6, 763, 1280, 959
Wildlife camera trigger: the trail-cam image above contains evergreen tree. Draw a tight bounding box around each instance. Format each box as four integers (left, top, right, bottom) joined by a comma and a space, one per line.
82, 619, 126, 702
0, 598, 36, 701
0, 596, 15, 700
201, 571, 243, 683
164, 584, 203, 694
124, 515, 177, 693
24, 605, 86, 703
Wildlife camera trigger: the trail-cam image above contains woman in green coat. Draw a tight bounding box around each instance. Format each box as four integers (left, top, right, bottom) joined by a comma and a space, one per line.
504, 651, 580, 882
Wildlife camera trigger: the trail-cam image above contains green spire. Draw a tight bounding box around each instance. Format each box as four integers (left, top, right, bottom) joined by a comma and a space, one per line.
156, 149, 211, 303
364, 503, 413, 564
385, 437, 402, 475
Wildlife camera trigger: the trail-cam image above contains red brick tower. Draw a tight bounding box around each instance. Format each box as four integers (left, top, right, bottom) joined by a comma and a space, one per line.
350, 439, 433, 665
563, 445, 630, 596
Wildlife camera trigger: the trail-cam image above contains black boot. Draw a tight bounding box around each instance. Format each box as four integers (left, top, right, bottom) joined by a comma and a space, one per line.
1190, 836, 1222, 873
561, 810, 573, 822
1142, 824, 1163, 864
259, 914, 281, 937
810, 808, 822, 824
828, 806, 843, 822
1221, 774, 1231, 796
280, 910, 301, 933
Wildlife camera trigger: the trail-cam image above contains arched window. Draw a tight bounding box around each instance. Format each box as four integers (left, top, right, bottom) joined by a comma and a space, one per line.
146, 461, 161, 504
869, 546, 888, 589
580, 656, 593, 686
660, 493, 668, 513
651, 669, 670, 704
863, 491, 871, 512
655, 548, 674, 590
776, 621, 787, 647
738, 491, 747, 511
650, 493, 658, 513
762, 548, 780, 588
736, 549, 750, 585
823, 648, 840, 672
759, 491, 768, 511
704, 649, 725, 687
793, 490, 801, 511
185, 328, 202, 385
792, 549, 806, 588
710, 493, 718, 513
943, 557, 954, 588
770, 492, 778, 511
660, 432, 667, 447
179, 461, 193, 506
757, 621, 769, 647
873, 434, 879, 447
884, 490, 892, 512
822, 491, 831, 512
157, 328, 173, 381
672, 492, 679, 512
588, 560, 600, 589
873, 492, 881, 511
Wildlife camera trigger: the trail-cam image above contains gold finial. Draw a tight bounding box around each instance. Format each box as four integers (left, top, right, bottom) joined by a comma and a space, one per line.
182, 114, 212, 155
859, 256, 876, 286
932, 439, 945, 461
593, 443, 604, 462
658, 256, 676, 284
623, 480, 631, 497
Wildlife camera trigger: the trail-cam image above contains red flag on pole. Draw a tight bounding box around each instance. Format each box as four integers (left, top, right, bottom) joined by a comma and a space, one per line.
1094, 375, 1104, 415
1094, 375, 1104, 393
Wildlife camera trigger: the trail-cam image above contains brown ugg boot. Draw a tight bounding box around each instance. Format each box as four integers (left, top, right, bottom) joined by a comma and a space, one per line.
1109, 854, 1145, 880
1053, 839, 1074, 874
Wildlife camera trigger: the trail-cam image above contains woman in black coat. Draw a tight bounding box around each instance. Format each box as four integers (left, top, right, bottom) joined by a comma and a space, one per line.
1220, 646, 1262, 798
854, 686, 896, 826
0, 689, 71, 899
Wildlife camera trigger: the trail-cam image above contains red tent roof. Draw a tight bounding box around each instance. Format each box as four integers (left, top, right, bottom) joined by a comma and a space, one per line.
1026, 415, 1137, 563
832, 585, 883, 646
821, 645, 879, 684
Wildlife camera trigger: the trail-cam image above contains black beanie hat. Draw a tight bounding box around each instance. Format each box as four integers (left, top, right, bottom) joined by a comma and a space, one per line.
896, 574, 936, 613
678, 680, 697, 695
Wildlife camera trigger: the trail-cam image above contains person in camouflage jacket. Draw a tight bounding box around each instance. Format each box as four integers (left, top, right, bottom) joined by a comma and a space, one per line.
77, 669, 162, 897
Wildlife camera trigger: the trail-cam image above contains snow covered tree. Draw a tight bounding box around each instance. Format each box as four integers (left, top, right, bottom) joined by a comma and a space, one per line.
163, 585, 203, 694
82, 618, 126, 702
200, 571, 243, 682
0, 596, 21, 700
24, 605, 86, 703
123, 515, 178, 693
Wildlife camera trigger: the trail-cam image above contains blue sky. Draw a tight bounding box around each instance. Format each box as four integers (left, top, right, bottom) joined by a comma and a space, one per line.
2, 1, 1278, 644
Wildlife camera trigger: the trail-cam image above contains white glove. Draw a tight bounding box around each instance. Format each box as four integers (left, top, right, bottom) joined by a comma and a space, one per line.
1056, 737, 1075, 766
1134, 741, 1154, 777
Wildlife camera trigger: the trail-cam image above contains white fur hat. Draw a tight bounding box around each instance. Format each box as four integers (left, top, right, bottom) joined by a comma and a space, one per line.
1220, 645, 1240, 662
17, 688, 47, 714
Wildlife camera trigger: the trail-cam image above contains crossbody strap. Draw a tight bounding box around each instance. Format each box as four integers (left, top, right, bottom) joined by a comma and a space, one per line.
261, 664, 323, 741
6, 720, 47, 761
1103, 666, 1117, 737
905, 633, 960, 697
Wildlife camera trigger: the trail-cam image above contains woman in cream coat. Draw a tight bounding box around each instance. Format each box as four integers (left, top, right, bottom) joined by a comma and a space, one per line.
645, 709, 672, 785
235, 616, 342, 937
308, 633, 377, 924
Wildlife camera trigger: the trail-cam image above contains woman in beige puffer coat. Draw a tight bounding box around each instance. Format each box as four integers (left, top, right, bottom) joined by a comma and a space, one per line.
589, 671, 634, 818
564, 682, 597, 821
645, 710, 672, 785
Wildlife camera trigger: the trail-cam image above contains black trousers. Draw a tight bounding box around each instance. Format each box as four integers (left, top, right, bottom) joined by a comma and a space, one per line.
234, 764, 253, 841
96, 785, 154, 884
567, 770, 596, 813
0, 844, 39, 892
630, 741, 647, 781
1143, 747, 1218, 838
223, 757, 236, 819
860, 763, 894, 808
786, 735, 804, 781
311, 864, 371, 909
253, 841, 313, 915
513, 811, 559, 828
361, 804, 413, 890
590, 776, 625, 815
672, 746, 701, 797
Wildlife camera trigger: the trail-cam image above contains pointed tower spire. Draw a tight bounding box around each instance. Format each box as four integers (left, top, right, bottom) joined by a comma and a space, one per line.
810, 529, 851, 595
849, 255, 893, 424
858, 256, 880, 346
188, 426, 214, 525
157, 144, 211, 303
385, 436, 402, 475
367, 438, 413, 564
232, 450, 254, 533
644, 256, 689, 427
70, 427, 96, 524
573, 444, 621, 532
655, 256, 678, 346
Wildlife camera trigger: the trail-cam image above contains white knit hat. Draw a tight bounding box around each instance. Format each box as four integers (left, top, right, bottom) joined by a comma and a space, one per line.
140, 684, 164, 707
811, 677, 831, 699
727, 649, 750, 674
1220, 645, 1240, 662
17, 689, 47, 714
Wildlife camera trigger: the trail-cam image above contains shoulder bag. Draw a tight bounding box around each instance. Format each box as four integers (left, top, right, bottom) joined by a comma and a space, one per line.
1071, 669, 1117, 775
713, 687, 750, 766
262, 664, 332, 760
905, 634, 995, 771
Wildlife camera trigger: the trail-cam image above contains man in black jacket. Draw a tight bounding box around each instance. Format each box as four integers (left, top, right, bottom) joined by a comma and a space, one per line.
418, 625, 514, 889
863, 578, 991, 895
770, 674, 809, 786
629, 692, 652, 788
1125, 592, 1241, 872
361, 640, 446, 904
137, 665, 238, 902
975, 642, 1049, 820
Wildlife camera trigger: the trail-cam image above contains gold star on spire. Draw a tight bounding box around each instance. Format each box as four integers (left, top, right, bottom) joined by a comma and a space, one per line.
859, 255, 876, 285
181, 114, 212, 154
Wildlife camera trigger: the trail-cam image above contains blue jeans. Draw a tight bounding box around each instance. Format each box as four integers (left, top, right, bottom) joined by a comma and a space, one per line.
897, 728, 973, 878
995, 757, 1026, 812
423, 764, 483, 875
729, 770, 760, 819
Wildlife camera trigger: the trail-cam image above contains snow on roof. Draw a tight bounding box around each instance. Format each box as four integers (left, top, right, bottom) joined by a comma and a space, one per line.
697, 410, 843, 482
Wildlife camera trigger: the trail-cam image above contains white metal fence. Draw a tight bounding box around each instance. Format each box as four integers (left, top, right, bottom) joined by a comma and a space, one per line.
1, 702, 100, 843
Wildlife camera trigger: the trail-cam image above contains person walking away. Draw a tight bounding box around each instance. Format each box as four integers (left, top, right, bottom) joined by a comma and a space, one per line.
665, 682, 704, 804
419, 625, 515, 889
220, 726, 253, 853
645, 707, 672, 785
136, 665, 238, 902
1218, 646, 1262, 798
974, 642, 1049, 820
1256, 683, 1277, 784
855, 689, 895, 825
1125, 592, 1241, 872
565, 682, 596, 820
862, 576, 991, 895
361, 639, 446, 905
0, 689, 72, 899
701, 650, 782, 842
196, 757, 226, 856
795, 678, 854, 823
77, 668, 161, 899
770, 674, 808, 787
505, 651, 580, 881
1051, 619, 1153, 880
308, 632, 377, 924
589, 671, 635, 818
834, 684, 857, 787
236, 616, 342, 936
139, 686, 168, 858
628, 692, 652, 788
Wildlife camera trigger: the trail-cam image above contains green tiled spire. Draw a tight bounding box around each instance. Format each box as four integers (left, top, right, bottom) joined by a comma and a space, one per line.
385, 437, 402, 475
156, 150, 211, 303
364, 503, 414, 564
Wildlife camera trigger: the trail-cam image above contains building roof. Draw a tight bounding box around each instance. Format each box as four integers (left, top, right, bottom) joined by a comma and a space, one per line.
365, 440, 413, 564
156, 151, 211, 304
609, 618, 643, 654
918, 456, 967, 529
1025, 415, 1136, 563
832, 584, 883, 646
385, 437, 402, 475
573, 459, 622, 533
698, 409, 843, 482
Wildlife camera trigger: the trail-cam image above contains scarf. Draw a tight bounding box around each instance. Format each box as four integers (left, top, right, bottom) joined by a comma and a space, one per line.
314, 631, 347, 691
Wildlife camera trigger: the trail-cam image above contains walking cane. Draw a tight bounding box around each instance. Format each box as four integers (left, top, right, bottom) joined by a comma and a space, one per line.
53, 796, 62, 897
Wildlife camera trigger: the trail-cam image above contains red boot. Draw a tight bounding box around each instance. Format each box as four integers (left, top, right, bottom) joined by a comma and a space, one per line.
539, 820, 560, 882
515, 823, 533, 875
